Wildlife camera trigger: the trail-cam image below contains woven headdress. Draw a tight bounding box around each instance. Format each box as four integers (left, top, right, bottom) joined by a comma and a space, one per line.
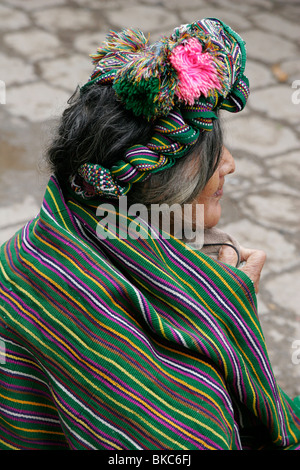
74, 18, 249, 199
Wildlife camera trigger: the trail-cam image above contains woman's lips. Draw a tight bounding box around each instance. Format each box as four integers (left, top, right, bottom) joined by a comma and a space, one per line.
213, 187, 223, 198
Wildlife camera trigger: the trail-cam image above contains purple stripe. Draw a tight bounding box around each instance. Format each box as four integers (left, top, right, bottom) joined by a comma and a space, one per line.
51, 389, 126, 450
0, 423, 67, 448
126, 146, 157, 158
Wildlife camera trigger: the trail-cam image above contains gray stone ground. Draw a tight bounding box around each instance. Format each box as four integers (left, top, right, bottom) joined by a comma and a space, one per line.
0, 0, 299, 398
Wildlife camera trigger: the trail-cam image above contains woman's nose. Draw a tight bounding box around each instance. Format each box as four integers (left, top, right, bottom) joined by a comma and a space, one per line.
220, 147, 235, 176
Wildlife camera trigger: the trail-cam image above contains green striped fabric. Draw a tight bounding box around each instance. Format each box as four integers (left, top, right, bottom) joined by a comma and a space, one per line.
0, 176, 300, 450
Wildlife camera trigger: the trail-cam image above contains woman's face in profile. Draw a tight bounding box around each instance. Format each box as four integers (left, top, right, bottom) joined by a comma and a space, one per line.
194, 147, 236, 228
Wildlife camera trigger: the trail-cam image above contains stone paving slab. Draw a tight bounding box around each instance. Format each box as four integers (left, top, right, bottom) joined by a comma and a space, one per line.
0, 0, 300, 398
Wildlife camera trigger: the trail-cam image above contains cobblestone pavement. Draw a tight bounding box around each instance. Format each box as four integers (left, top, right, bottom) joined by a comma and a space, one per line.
0, 0, 300, 398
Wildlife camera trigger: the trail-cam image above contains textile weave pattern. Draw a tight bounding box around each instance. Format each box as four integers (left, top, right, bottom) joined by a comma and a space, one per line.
0, 177, 300, 450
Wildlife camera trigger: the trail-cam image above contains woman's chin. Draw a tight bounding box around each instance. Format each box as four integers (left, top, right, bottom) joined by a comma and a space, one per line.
204, 204, 222, 229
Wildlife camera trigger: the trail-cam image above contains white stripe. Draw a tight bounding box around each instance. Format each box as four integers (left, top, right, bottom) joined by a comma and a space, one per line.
48, 369, 143, 450
73, 219, 234, 409
0, 406, 60, 424
160, 239, 287, 437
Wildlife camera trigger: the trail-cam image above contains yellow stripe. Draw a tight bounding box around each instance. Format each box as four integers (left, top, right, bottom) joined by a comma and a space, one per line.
1, 190, 289, 445
131, 171, 145, 182
1, 285, 227, 446
111, 163, 128, 174
188, 243, 264, 340
0, 303, 189, 449
172, 240, 279, 415
0, 437, 19, 450
160, 119, 177, 130
46, 186, 69, 232
51, 392, 123, 449
58, 206, 261, 420
152, 136, 169, 146
130, 157, 155, 164
0, 217, 277, 428
149, 248, 261, 408
0, 390, 57, 411
69, 199, 166, 264
31, 225, 136, 320
0, 415, 64, 435
120, 234, 279, 418
130, 272, 229, 373
151, 336, 233, 434
280, 397, 298, 443
1, 257, 228, 446
163, 238, 275, 413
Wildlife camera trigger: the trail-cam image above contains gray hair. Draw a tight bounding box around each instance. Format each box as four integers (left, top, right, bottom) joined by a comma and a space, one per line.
127, 117, 223, 207
46, 84, 223, 208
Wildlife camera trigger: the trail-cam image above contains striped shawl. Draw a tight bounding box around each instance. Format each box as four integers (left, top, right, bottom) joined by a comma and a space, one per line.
0, 176, 300, 450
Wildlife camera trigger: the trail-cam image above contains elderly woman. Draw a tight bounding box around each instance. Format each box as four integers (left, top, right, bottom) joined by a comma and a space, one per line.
0, 18, 300, 451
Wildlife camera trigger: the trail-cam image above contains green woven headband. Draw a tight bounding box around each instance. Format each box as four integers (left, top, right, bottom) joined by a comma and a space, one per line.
74, 18, 249, 199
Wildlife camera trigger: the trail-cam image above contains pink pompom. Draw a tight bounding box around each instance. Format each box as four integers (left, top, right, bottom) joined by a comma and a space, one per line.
170, 37, 222, 105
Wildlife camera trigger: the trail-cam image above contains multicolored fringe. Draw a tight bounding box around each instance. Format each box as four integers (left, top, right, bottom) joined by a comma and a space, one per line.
77, 18, 250, 198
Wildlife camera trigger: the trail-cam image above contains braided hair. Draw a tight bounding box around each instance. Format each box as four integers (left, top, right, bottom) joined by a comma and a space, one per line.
46, 83, 223, 207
